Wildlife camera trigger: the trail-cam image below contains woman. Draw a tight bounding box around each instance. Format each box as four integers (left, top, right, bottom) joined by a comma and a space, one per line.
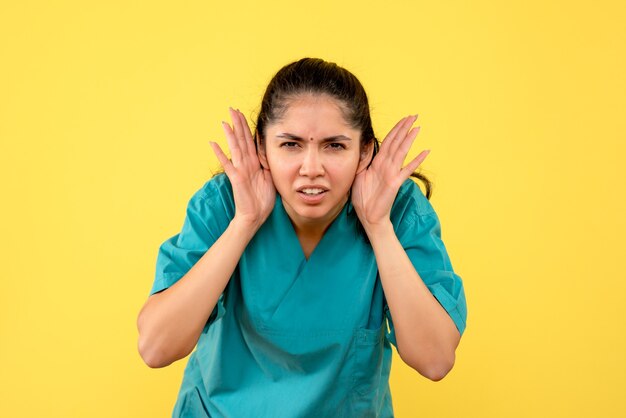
137, 57, 467, 417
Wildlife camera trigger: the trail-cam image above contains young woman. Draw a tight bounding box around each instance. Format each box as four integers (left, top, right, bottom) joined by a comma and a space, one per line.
137, 57, 468, 417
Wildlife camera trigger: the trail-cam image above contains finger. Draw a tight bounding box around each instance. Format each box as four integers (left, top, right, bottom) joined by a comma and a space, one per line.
221, 120, 242, 166
388, 114, 418, 157
210, 141, 235, 176
392, 125, 421, 166
380, 114, 417, 155
378, 116, 411, 155
229, 107, 248, 160
229, 107, 248, 163
400, 149, 430, 178
235, 109, 260, 170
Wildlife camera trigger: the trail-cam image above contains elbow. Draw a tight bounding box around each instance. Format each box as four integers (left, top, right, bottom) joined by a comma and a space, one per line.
425, 358, 455, 382
137, 319, 177, 368
406, 351, 456, 382
138, 334, 168, 368
137, 328, 192, 368
137, 311, 159, 368
136, 302, 175, 368
138, 334, 182, 368
396, 323, 462, 381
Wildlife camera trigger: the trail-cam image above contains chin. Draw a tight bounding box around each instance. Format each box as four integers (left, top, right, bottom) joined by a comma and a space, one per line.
296, 208, 331, 221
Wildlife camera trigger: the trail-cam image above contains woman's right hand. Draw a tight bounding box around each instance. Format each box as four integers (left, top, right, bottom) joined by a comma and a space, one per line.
209, 107, 276, 230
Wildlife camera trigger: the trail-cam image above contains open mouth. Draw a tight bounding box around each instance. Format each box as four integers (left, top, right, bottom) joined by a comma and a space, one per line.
297, 188, 328, 202
298, 188, 327, 196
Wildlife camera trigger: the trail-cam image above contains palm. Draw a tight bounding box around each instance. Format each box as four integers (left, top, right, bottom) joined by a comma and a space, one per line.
230, 166, 275, 225
210, 107, 276, 228
351, 114, 430, 229
352, 169, 402, 225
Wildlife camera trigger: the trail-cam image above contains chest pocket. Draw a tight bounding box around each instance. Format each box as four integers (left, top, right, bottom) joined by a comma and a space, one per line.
352, 321, 390, 399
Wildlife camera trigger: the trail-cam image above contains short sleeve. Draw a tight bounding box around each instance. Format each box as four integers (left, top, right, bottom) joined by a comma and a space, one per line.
149, 174, 234, 328
384, 180, 468, 347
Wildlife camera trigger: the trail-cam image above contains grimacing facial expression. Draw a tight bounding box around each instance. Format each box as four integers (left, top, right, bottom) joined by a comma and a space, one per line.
259, 94, 372, 228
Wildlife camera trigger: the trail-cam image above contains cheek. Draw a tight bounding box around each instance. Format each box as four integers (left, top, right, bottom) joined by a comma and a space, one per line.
328, 155, 360, 175
266, 160, 297, 189
269, 160, 299, 176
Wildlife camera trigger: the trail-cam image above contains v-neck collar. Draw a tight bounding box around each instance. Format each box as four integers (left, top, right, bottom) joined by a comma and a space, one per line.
276, 196, 352, 265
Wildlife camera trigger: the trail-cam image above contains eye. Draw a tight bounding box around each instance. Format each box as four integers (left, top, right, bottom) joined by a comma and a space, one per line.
328, 143, 346, 150
280, 142, 299, 148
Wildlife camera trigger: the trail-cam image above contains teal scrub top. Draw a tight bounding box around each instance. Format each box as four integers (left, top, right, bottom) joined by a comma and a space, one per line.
150, 173, 467, 418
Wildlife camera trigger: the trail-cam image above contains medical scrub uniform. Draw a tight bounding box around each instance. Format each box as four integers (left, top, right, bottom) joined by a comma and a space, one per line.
149, 173, 467, 417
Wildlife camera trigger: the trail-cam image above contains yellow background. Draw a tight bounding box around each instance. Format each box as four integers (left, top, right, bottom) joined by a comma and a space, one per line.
1, 1, 624, 417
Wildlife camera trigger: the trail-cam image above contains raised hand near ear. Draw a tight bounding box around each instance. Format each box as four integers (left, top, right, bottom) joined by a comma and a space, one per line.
210, 107, 276, 230
351, 114, 430, 231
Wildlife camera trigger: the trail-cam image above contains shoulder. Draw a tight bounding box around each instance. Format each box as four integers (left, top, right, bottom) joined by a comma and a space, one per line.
392, 177, 435, 215
188, 172, 236, 220
196, 172, 233, 200
193, 172, 234, 207
389, 178, 437, 231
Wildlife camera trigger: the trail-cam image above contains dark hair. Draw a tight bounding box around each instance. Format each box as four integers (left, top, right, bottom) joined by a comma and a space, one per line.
250, 57, 432, 199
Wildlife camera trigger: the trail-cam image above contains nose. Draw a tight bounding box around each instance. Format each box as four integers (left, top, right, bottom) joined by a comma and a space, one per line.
299, 147, 325, 178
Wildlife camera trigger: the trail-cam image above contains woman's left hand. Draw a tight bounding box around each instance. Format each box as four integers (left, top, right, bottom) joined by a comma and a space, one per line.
351, 114, 430, 231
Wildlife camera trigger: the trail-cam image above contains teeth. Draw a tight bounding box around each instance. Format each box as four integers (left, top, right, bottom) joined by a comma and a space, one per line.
301, 188, 324, 195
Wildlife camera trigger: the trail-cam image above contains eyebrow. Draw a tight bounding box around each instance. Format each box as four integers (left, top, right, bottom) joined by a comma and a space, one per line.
275, 133, 352, 141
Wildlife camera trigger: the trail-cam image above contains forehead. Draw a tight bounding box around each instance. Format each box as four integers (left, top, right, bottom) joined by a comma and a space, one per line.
267, 94, 357, 138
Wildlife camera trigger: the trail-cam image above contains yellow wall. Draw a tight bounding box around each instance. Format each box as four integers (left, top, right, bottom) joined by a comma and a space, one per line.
1, 1, 624, 417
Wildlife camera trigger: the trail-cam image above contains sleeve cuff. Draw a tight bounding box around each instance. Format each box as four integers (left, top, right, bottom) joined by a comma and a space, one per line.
428, 282, 467, 337
149, 272, 184, 296
203, 292, 227, 333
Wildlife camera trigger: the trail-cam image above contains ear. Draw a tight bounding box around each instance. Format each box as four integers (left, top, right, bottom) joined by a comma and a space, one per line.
356, 140, 374, 175
256, 133, 269, 170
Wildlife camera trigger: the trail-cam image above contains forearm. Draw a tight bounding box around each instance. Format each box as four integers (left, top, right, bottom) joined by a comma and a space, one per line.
365, 221, 460, 380
137, 217, 257, 368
